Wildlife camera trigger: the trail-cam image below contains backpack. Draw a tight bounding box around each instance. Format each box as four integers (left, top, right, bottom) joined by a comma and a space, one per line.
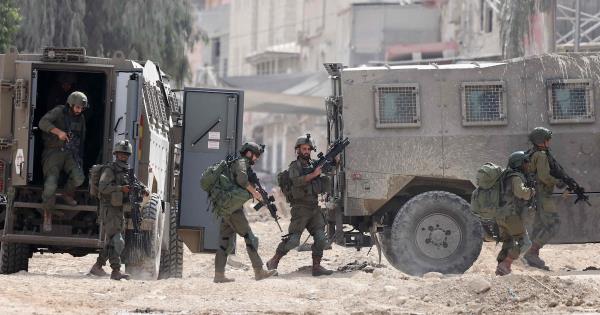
277, 169, 294, 203
471, 162, 504, 220
89, 163, 111, 198
201, 159, 250, 217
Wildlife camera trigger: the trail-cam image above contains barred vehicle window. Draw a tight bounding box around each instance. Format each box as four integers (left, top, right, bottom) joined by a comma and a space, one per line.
375, 85, 420, 128
549, 80, 594, 123
461, 82, 507, 126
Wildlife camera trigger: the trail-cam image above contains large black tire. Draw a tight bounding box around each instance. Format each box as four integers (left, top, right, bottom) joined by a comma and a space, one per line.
125, 194, 164, 280
381, 191, 483, 276
0, 242, 31, 274
158, 205, 183, 279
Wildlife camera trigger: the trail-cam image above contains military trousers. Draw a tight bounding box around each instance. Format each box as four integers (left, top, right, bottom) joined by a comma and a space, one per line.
215, 209, 263, 273
41, 149, 85, 207
530, 193, 560, 246
496, 214, 526, 262
97, 207, 125, 270
275, 203, 327, 257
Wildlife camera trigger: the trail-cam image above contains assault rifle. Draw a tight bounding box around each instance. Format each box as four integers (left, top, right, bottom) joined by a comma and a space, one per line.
63, 131, 82, 168
126, 168, 149, 263
307, 137, 350, 173
248, 169, 283, 232
545, 150, 591, 206
524, 173, 538, 211
127, 168, 146, 234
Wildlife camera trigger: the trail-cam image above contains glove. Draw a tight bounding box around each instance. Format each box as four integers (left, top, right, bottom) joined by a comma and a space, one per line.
556, 181, 566, 189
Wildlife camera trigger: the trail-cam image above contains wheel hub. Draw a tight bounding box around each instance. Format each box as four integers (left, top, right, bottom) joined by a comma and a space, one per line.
415, 213, 462, 259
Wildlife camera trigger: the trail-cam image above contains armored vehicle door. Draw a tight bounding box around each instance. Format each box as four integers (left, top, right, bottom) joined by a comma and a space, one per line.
178, 88, 243, 252
114, 71, 142, 167
11, 64, 35, 185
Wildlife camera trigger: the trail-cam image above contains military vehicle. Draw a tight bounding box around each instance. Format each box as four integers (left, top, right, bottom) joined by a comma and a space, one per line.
0, 47, 244, 278
323, 53, 600, 275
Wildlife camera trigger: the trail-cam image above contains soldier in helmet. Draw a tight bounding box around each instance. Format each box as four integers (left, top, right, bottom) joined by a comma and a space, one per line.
495, 151, 535, 276
522, 127, 564, 270
213, 142, 277, 283
266, 134, 338, 277
89, 140, 145, 280
38, 91, 88, 231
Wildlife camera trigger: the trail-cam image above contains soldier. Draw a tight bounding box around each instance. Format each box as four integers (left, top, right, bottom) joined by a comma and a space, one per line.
523, 127, 564, 270
89, 140, 142, 280
38, 91, 88, 231
495, 151, 535, 276
213, 142, 277, 283
266, 134, 336, 277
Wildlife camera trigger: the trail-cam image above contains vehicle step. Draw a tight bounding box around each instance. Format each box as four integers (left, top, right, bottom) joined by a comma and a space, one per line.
13, 202, 97, 212
1, 234, 103, 248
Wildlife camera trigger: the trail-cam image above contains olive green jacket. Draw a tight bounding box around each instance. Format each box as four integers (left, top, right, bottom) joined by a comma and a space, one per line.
38, 105, 86, 149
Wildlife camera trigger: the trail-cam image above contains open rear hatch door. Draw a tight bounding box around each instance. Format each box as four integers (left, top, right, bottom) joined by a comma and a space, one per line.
178, 88, 243, 252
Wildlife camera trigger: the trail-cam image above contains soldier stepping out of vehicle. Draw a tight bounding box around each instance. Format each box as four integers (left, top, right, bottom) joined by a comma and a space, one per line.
38, 91, 88, 231
494, 151, 535, 276
523, 127, 565, 271
267, 134, 338, 277
89, 140, 147, 280
211, 142, 277, 283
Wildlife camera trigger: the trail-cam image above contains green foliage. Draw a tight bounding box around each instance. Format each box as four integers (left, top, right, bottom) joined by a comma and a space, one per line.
0, 0, 21, 53
15, 0, 198, 85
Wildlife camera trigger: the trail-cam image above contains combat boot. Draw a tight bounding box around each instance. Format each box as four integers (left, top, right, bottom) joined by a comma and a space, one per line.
213, 272, 235, 283
523, 243, 550, 271
62, 192, 78, 206
254, 267, 277, 281
89, 262, 109, 277
110, 268, 130, 280
495, 257, 513, 276
266, 252, 284, 270
312, 256, 333, 276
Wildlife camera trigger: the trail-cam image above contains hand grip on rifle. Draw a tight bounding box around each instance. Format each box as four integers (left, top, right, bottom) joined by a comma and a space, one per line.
248, 170, 283, 232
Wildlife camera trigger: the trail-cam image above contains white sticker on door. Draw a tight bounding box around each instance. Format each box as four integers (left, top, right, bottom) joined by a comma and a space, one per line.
207, 141, 220, 149
15, 149, 24, 175
208, 131, 221, 140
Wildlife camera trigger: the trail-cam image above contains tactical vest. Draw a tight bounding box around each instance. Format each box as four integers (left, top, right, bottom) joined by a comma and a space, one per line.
290, 158, 325, 204
497, 171, 528, 218
99, 161, 130, 207
41, 105, 85, 149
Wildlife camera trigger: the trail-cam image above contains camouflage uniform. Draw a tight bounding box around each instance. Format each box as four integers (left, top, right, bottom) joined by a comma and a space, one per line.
267, 136, 334, 276
38, 104, 86, 209
213, 143, 276, 283
528, 150, 560, 246
275, 158, 328, 257
96, 161, 129, 271
495, 172, 533, 274
90, 140, 136, 280
214, 157, 263, 273
523, 127, 561, 270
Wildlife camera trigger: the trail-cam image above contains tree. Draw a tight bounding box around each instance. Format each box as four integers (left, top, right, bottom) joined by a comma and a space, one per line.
15, 0, 198, 85
0, 0, 21, 53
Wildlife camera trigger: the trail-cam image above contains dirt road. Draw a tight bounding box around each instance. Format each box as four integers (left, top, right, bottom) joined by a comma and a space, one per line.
1, 214, 600, 314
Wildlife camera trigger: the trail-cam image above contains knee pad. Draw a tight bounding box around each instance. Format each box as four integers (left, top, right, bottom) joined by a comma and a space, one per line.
283, 233, 301, 252
312, 230, 328, 250
112, 233, 125, 254
220, 236, 235, 255
244, 232, 259, 251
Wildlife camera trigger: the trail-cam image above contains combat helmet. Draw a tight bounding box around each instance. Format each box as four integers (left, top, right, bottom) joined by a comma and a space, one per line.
67, 91, 89, 109
239, 142, 265, 156
528, 127, 552, 145
507, 151, 530, 170
113, 140, 133, 155
295, 133, 315, 150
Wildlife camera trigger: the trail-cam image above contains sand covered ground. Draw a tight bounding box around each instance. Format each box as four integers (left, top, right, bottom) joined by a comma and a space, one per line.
1, 212, 600, 314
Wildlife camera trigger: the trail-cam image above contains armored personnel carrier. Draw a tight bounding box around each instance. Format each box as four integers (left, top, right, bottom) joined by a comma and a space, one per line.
0, 47, 244, 278
323, 53, 600, 275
